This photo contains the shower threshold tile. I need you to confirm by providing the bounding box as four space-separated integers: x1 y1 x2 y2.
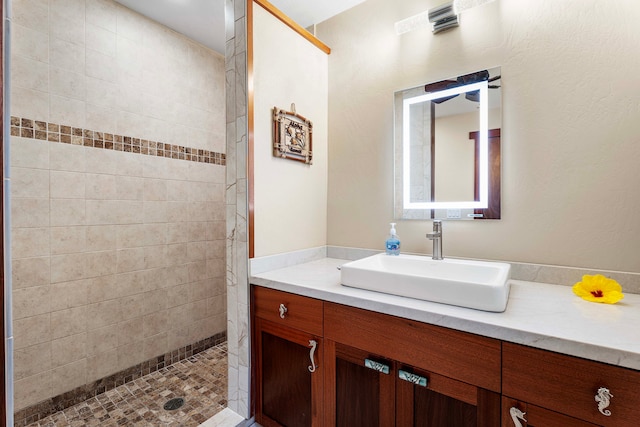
25 343 228 427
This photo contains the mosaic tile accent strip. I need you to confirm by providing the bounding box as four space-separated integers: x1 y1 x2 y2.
22 342 228 427
14 332 227 427
10 116 226 166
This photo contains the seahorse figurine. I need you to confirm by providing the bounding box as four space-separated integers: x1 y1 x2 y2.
509 407 527 427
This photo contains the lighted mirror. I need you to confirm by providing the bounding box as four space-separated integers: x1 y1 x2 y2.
394 67 502 220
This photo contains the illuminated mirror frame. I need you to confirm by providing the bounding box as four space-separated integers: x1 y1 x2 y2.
401 80 489 210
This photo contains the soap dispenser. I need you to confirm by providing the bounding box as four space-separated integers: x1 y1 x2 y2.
385 223 401 256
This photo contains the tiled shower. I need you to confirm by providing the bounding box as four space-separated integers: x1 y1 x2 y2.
9 0 228 424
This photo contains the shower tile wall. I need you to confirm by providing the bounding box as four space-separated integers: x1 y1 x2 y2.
10 0 226 412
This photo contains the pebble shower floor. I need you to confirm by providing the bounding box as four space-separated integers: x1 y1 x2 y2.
24 342 228 427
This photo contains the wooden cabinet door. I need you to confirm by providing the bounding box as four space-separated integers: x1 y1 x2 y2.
396 364 500 427
324 341 395 427
255 318 323 427
502 397 602 427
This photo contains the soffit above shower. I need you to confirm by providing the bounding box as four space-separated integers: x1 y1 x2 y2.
114 0 366 55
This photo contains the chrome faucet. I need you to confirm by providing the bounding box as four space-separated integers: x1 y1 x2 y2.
426 220 443 260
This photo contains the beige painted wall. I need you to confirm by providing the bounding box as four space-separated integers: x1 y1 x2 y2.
318 0 640 273
253 5 329 257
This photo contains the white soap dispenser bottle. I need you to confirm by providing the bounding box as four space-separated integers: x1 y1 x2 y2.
385 223 401 256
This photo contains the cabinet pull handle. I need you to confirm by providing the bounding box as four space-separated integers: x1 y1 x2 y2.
279 303 288 319
364 358 390 374
398 369 428 387
595 387 613 416
509 407 527 427
308 340 317 373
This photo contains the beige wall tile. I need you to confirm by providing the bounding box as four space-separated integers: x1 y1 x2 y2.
167 223 189 244
86 348 118 382
143 332 167 360
51 358 87 397
116 224 145 249
143 311 168 338
115 154 144 177
86 103 118 134
50 143 86 172
12 257 50 289
188 260 207 282
50 95 86 129
51 0 86 25
11 227 50 258
87 275 119 304
166 243 188 266
116 247 144 273
50 67 86 100
14 341 51 381
143 289 167 315
12 24 49 64
143 201 167 223
51 332 87 368
141 267 167 292
11 87 49 121
166 180 189 201
143 245 166 269
13 0 49 33
166 264 189 287
117 318 143 347
207 240 225 260
86 76 117 110
116 7 144 43
115 176 143 200
11 198 49 228
50 279 88 311
49 13 85 46
13 285 50 319
85 299 121 331
85 149 118 175
119 294 145 321
49 37 84 72
115 271 146 297
86 173 117 200
86 225 117 251
11 167 49 198
167 284 190 308
143 178 167 201
85 250 117 278
187 222 207 243
207 295 227 317
50 199 86 227
86 0 117 33
207 258 225 279
86 24 116 57
86 48 118 83
86 324 119 355
50 226 86 255
10 137 50 169
12 55 49 92
14 371 52 411
187 241 207 262
50 253 86 283
142 223 167 246
50 306 87 339
117 341 143 372
50 171 85 199
86 200 143 225
167 201 189 223
167 327 190 351
207 221 226 241
14 313 50 350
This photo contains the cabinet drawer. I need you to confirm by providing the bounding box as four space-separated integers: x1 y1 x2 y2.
324 302 501 392
253 286 323 336
503 342 640 426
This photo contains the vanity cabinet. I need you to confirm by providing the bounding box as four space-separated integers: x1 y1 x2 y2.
253 287 324 427
323 302 502 426
252 286 640 427
502 342 640 427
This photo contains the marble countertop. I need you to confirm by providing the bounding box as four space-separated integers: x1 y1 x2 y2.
251 257 640 371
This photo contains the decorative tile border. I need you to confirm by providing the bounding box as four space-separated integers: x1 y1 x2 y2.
13 332 227 427
10 116 226 166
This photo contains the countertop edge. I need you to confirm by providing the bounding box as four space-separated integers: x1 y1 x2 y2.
250 263 640 371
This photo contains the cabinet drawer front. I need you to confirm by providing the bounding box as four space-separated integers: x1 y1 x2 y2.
324 302 501 391
502 397 600 427
253 286 323 336
503 343 640 426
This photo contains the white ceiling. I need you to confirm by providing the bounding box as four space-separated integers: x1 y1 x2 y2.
114 0 366 54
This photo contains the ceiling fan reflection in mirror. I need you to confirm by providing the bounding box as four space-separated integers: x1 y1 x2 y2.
425 70 501 103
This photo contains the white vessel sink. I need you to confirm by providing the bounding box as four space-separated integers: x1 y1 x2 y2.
340 253 511 312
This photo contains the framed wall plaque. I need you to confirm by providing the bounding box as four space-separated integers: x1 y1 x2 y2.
273 105 313 164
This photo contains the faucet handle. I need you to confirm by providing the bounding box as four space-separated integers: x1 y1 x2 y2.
433 220 442 231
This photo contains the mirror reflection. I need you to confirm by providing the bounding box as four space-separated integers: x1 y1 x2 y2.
394 67 502 220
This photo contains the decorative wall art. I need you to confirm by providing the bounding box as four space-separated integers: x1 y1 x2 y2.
273 104 313 164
